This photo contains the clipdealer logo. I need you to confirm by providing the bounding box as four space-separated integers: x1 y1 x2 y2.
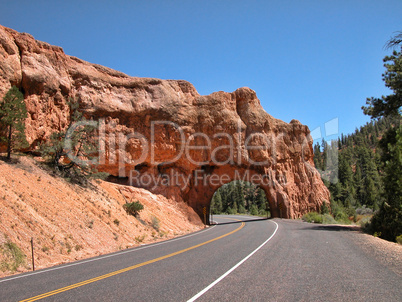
63 118 339 189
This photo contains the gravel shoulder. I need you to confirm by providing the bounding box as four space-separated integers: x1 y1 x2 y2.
333 224 402 276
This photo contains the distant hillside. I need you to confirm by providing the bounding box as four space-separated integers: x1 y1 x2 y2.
313 115 401 217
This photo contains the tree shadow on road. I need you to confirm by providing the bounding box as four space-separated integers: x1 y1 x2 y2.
300 223 362 232
210 217 270 226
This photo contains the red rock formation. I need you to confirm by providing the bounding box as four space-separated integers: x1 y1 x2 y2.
0 25 330 221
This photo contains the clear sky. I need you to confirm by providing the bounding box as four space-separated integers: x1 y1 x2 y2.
1 0 401 141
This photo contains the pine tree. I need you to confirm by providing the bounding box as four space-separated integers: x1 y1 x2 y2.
355 147 382 209
0 86 28 160
256 189 268 213
354 164 364 206
321 139 328 171
338 154 353 187
234 181 244 210
370 126 402 240
362 31 402 241
313 142 323 170
211 190 223 214
238 203 246 214
40 99 107 184
250 204 259 216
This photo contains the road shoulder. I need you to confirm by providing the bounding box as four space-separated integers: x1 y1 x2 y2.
346 228 402 276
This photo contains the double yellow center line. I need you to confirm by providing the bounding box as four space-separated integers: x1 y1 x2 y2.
21 220 245 301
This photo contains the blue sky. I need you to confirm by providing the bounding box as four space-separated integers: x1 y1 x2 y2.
1 1 401 140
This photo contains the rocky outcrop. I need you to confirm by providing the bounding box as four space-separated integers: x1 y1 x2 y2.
0 25 330 220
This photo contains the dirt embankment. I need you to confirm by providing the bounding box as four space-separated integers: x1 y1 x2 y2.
0 156 203 278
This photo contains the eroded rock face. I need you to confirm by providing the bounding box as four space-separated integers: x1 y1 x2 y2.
0 25 330 220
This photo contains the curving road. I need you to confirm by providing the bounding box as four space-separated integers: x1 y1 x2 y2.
0 216 400 301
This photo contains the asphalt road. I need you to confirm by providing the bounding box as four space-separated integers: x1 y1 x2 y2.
0 216 400 301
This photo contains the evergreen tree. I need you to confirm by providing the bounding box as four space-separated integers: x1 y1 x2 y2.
0 86 28 160
231 201 238 214
255 187 267 212
236 181 244 208
211 190 223 214
313 142 323 170
210 181 269 216
40 99 107 184
362 32 402 118
370 126 402 240
321 139 328 170
250 204 259 216
354 164 364 206
338 154 353 187
238 203 246 214
356 147 382 209
362 31 402 241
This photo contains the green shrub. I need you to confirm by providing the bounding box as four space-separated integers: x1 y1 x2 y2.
373 231 382 238
322 214 337 224
150 215 160 231
334 212 351 224
358 215 373 232
396 235 402 245
123 201 144 217
302 212 323 224
135 235 146 243
75 244 83 251
331 203 351 224
356 206 373 216
87 220 94 229
370 200 402 242
0 241 26 272
361 221 373 234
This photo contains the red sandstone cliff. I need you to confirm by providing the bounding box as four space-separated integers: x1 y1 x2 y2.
0 25 330 219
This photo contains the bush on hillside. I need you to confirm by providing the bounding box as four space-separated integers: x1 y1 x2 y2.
0 241 26 272
123 201 144 217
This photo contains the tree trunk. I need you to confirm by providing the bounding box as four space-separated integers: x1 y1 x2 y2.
7 124 12 160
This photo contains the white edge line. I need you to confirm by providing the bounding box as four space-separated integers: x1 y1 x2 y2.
186 220 279 302
0 224 216 284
